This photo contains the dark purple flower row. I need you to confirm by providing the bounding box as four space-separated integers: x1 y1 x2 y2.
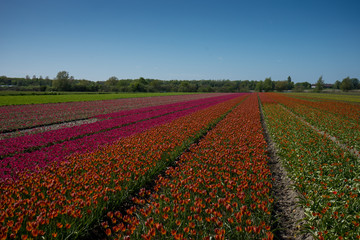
0 94 242 182
0 95 235 157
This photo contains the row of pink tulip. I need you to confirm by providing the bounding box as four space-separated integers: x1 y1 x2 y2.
0 95 236 157
0 94 248 240
0 93 228 132
0 94 240 182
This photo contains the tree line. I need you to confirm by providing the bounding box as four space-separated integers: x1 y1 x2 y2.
0 71 359 93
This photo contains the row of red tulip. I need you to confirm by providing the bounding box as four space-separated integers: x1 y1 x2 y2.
101 93 274 240
0 93 248 239
1 94 240 182
1 95 235 157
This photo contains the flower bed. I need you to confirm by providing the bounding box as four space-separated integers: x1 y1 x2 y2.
103 94 274 240
266 93 360 150
260 93 360 239
0 94 236 157
0 94 241 181
0 94 247 240
0 93 228 133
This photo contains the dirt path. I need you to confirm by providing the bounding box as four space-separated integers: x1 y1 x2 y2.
258 99 313 240
279 105 360 159
0 118 99 140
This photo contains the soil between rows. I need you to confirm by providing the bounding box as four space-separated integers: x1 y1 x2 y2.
78 98 246 240
2 96 319 239
278 104 360 159
0 118 99 140
84 97 314 240
258 99 313 240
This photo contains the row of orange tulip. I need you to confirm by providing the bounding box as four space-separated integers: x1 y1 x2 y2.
101 93 274 240
0 93 248 240
1 94 237 182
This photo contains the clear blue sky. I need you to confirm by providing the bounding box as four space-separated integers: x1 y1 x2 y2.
1 0 359 83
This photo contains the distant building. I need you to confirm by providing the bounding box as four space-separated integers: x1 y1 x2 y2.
311 83 333 89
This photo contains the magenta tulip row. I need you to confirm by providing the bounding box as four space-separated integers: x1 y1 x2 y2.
0 94 242 182
0 95 236 157
0 93 228 133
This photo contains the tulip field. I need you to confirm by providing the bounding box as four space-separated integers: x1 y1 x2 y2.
0 93 225 133
260 93 360 240
1 92 359 239
0 94 237 181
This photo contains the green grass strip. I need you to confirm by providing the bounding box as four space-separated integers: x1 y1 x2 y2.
0 92 199 106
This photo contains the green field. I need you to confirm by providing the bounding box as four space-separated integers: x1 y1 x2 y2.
286 92 360 103
0 92 198 106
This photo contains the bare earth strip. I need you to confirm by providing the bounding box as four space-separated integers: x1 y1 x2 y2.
0 118 99 140
279 105 360 159
258 98 313 240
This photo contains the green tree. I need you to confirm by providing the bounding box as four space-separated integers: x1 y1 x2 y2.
219 80 236 92
129 78 148 92
198 84 214 92
293 83 305 92
340 77 354 92
287 76 294 90
351 78 359 89
117 80 131 92
148 80 163 92
53 71 74 91
333 80 341 89
275 81 288 92
303 82 312 89
263 78 273 92
314 76 324 92
255 81 263 92
72 80 98 92
105 76 119 92
179 81 191 92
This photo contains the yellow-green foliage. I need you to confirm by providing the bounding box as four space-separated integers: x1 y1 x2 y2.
286 92 360 103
